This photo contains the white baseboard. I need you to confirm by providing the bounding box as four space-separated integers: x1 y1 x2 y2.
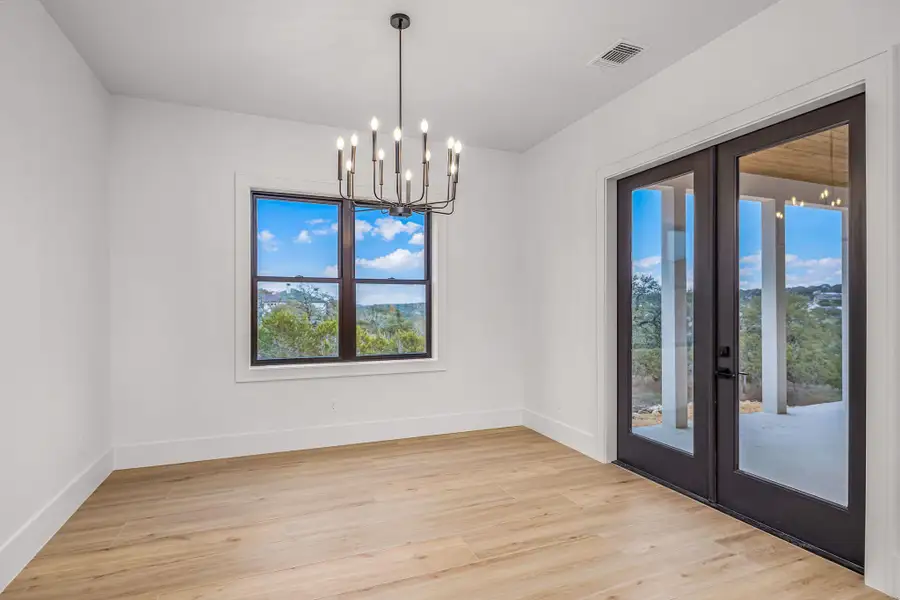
115 408 523 469
0 450 113 593
523 409 596 459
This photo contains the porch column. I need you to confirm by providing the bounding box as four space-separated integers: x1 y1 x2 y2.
761 197 787 414
841 208 849 406
660 185 688 429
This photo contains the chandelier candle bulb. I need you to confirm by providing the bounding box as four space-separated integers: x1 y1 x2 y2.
453 141 462 183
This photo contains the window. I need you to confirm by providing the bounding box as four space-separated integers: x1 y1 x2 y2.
251 192 431 365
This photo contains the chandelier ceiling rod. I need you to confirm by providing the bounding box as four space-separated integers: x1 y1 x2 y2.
397 17 403 135
334 12 461 217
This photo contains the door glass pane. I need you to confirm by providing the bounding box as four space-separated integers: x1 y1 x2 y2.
630 172 695 455
356 284 427 356
737 124 849 506
256 282 339 360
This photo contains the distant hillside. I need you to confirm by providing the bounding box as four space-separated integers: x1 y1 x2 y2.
740 283 841 300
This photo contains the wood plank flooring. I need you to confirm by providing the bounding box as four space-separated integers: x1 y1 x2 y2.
2 427 887 599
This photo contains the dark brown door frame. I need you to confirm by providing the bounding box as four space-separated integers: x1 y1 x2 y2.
615 93 866 571
715 94 866 569
616 148 716 499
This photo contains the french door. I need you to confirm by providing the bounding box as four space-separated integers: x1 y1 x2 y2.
617 94 866 569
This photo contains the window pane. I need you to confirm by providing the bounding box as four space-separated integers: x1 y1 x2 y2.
356 284 427 356
256 197 339 278
630 172 695 455
256 282 339 360
354 214 426 280
736 124 849 506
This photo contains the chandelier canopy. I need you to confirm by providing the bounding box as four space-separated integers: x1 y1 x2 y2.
336 13 461 217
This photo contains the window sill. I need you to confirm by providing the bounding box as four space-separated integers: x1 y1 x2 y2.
236 357 446 383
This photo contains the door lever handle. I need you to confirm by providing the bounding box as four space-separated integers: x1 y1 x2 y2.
716 368 736 379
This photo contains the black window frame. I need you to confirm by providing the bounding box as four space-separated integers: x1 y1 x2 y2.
251 191 432 366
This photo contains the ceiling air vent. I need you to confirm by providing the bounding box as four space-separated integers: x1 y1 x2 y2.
588 40 644 68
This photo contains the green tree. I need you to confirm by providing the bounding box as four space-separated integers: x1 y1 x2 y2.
257 308 338 359
739 290 842 403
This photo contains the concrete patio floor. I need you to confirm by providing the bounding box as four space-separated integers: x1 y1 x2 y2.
634 402 848 505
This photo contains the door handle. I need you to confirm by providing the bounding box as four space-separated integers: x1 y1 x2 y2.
716 368 736 379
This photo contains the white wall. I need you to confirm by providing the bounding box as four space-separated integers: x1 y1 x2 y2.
0 0 112 589
521 0 900 593
108 97 526 465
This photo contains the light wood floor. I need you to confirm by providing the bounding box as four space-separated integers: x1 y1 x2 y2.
3 427 886 599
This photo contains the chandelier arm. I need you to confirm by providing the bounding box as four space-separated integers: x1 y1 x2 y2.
425 204 456 216
423 199 452 210
352 205 383 213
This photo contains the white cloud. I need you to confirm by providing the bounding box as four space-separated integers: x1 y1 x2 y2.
740 252 761 265
294 230 312 244
257 230 279 252
312 228 333 236
409 232 425 246
331 222 339 232
355 219 373 240
634 255 661 270
787 256 843 286
373 217 421 241
356 248 424 272
307 218 327 225
323 265 338 277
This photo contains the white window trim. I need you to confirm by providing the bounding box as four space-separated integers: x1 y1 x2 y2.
234 172 447 382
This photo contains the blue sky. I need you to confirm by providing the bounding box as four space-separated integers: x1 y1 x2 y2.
632 190 843 289
256 198 426 305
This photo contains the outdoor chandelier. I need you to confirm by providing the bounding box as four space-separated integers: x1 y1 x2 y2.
335 13 461 217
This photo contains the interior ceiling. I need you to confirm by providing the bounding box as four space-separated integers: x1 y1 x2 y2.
741 126 849 188
42 0 779 152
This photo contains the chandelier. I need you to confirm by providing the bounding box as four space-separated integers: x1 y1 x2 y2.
335 13 461 217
